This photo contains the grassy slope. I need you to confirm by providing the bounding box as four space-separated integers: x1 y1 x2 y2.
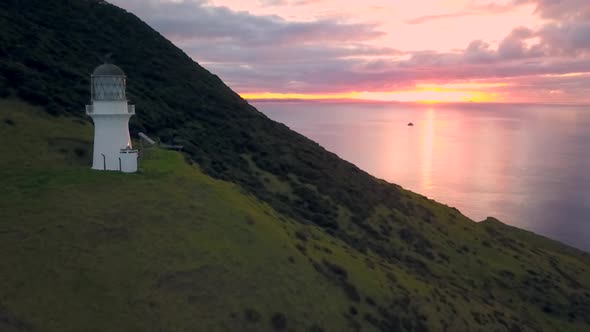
0 100 369 332
1 100 590 332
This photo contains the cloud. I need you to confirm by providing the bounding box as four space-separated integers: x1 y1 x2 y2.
490 1 590 57
405 1 522 25
259 0 287 6
497 27 536 59
108 0 406 93
516 0 590 21
205 45 590 95
483 72 590 102
464 40 496 63
109 0 590 103
531 0 590 56
536 22 590 56
405 12 474 25
188 43 402 65
258 0 320 6
112 0 384 46
405 0 588 27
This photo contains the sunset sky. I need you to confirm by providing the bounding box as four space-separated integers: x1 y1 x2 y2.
111 0 590 103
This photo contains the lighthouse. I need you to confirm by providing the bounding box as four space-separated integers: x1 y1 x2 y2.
86 62 138 173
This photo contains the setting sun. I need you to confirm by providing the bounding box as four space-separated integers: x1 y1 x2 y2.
356 89 497 103
241 86 499 103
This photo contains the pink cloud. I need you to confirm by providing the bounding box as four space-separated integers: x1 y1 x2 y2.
109 0 590 103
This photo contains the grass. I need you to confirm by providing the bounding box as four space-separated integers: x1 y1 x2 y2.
3 3 587 329
1 2 589 330
0 100 363 332
1 99 590 332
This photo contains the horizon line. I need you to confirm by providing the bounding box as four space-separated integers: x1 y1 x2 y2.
244 98 590 107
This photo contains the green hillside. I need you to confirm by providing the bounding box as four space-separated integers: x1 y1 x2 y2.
2 100 590 332
1 0 590 331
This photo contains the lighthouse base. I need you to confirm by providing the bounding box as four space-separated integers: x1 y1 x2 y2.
92 149 138 173
88 106 137 173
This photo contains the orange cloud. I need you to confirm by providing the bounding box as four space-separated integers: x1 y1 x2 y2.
241 85 500 103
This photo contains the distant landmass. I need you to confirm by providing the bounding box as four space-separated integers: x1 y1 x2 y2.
0 1 589 331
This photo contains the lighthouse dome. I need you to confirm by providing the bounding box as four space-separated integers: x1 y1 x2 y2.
92 63 126 77
91 63 127 101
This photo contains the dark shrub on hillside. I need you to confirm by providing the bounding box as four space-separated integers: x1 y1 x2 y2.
74 147 87 158
0 77 8 98
18 85 50 106
364 313 380 327
308 324 325 332
45 103 60 116
322 259 348 280
343 282 361 303
244 308 261 323
399 228 414 243
295 230 308 242
270 312 287 330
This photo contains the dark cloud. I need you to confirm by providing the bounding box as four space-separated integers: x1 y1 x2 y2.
109 0 404 93
205 47 590 94
516 0 590 21
536 22 590 56
493 1 590 57
497 27 536 59
112 0 384 46
464 40 496 63
535 0 590 56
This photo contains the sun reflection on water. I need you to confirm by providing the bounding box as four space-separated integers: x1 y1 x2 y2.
420 108 435 191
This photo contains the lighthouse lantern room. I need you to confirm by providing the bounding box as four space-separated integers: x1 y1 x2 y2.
86 62 138 173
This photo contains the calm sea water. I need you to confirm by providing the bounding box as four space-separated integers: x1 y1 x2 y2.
254 101 590 252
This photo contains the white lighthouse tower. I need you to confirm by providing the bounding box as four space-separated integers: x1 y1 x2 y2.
86 62 138 173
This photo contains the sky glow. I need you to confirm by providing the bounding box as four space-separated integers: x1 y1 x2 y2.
111 0 590 103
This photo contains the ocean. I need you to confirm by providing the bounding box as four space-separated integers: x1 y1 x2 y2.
253 101 590 252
